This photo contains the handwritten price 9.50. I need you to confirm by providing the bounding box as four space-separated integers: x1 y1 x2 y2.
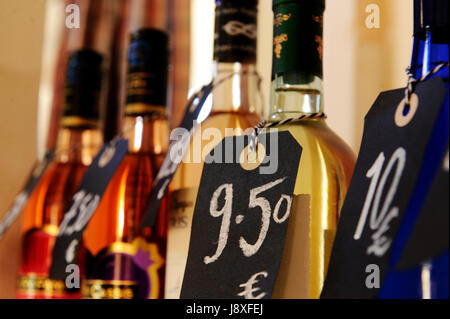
204 177 292 265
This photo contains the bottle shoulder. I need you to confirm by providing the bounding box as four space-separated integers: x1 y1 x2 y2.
20 160 88 234
273 120 355 162
271 120 356 188
202 111 262 130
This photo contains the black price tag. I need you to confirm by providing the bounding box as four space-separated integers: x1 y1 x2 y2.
0 151 54 240
140 82 214 228
321 77 447 299
395 143 449 270
180 131 302 299
49 139 128 280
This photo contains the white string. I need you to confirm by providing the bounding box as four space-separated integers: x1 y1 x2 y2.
249 112 327 153
404 62 449 107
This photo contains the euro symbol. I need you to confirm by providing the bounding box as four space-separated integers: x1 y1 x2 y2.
237 271 268 299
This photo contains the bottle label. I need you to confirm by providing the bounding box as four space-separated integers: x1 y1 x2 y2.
16 275 67 299
272 3 323 81
169 188 196 230
125 39 167 115
165 187 197 299
16 226 77 299
62 50 102 128
214 2 257 63
82 280 138 299
83 237 164 299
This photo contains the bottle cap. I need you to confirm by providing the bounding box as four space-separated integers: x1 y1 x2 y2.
414 0 449 43
273 0 325 11
62 49 103 128
216 0 258 6
214 0 258 63
271 0 324 81
125 28 169 115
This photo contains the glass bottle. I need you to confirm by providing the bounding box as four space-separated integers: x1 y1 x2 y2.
82 28 170 300
266 0 356 298
379 0 449 299
165 0 262 299
17 49 104 299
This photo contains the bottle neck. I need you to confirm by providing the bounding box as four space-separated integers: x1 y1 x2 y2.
411 0 449 80
211 61 259 114
410 28 449 80
269 71 324 121
122 114 169 154
55 126 103 166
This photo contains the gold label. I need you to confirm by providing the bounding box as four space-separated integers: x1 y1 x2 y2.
274 13 292 26
273 34 288 59
312 14 323 24
82 280 138 299
60 116 99 128
124 103 166 116
17 274 65 297
315 35 323 61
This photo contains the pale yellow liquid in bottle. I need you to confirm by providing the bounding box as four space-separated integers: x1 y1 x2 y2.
270 119 355 298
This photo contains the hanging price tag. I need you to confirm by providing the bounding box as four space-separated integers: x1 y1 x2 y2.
49 139 128 280
180 131 301 299
0 151 54 240
395 143 449 270
321 76 447 299
140 82 214 228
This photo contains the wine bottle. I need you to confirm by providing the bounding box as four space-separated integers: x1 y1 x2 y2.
17 49 104 299
266 0 355 298
379 0 449 299
82 28 170 300
165 0 262 299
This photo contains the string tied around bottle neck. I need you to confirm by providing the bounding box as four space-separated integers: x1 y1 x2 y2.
404 62 449 108
249 112 327 153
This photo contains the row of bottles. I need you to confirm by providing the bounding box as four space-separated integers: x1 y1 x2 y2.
13 0 448 299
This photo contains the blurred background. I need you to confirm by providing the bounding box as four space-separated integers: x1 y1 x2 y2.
0 0 412 298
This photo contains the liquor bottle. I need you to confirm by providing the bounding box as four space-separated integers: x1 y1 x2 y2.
165 0 262 299
82 28 170 299
379 0 449 299
17 49 104 299
267 0 355 298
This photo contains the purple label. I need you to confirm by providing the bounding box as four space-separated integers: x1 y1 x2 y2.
83 238 164 299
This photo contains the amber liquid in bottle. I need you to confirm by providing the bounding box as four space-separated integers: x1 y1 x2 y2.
17 49 103 299
82 28 169 299
268 0 356 298
166 0 262 298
